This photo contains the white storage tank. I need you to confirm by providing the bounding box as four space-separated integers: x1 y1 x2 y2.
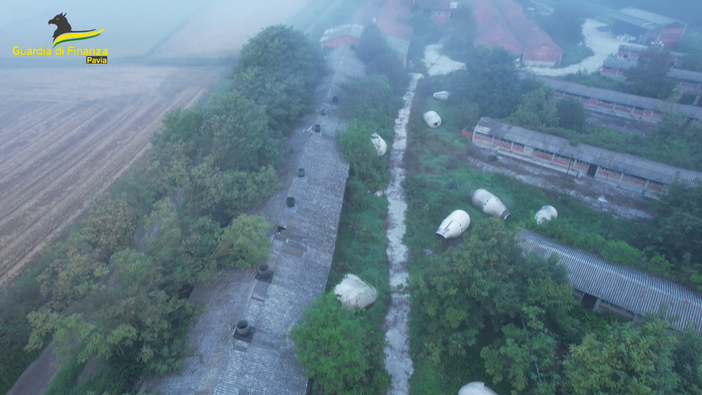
371 133 387 157
535 205 558 224
471 189 511 220
436 210 471 239
423 111 442 128
334 274 378 309
458 382 499 395
432 91 451 101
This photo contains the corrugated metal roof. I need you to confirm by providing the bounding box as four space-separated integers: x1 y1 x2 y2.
518 231 702 332
603 58 702 84
669 68 702 84
539 77 702 121
475 117 702 184
611 7 684 30
320 24 365 43
619 43 685 59
602 57 636 70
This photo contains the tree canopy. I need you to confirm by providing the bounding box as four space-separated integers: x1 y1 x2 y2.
290 292 388 395
625 48 674 99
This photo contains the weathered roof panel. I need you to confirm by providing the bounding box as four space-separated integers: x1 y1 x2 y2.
475 117 702 184
538 77 702 121
611 7 684 30
518 231 702 332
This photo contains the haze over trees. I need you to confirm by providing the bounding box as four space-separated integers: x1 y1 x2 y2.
0 25 323 395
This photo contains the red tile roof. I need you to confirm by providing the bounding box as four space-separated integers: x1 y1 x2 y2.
472 0 562 63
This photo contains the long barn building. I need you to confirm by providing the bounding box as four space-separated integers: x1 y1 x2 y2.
519 231 702 332
538 76 702 123
462 117 702 197
600 57 702 95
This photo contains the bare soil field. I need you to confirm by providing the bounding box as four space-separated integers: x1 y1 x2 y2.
0 66 220 290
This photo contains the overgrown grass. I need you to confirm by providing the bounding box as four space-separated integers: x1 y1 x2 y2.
404 79 640 394
559 44 595 68
328 181 391 328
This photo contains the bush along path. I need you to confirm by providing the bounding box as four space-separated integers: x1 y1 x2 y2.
383 73 422 395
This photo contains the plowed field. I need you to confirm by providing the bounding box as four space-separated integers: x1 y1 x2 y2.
0 66 219 289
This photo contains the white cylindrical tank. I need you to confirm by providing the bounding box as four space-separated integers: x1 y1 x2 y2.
471 189 511 220
432 91 451 101
423 111 442 128
458 382 499 395
371 133 387 157
334 274 378 309
535 205 558 224
436 210 471 239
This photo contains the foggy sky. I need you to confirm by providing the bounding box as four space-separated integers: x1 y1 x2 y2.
1 0 307 60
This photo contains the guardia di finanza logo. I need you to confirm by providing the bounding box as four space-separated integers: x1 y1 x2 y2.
49 13 104 48
12 12 106 58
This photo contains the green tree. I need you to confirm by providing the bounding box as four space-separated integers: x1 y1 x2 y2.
339 123 389 191
506 87 559 129
625 48 674 99
443 5 477 59
412 219 524 361
79 198 138 257
210 214 271 269
233 25 324 135
198 89 279 171
340 74 401 128
451 47 521 118
37 235 108 310
27 249 194 374
290 292 389 395
557 97 587 132
672 328 702 394
539 6 584 47
681 50 702 72
481 320 560 395
564 315 679 395
357 23 389 64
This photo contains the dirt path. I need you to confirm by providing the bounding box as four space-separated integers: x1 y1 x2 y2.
0 66 220 291
528 20 625 76
383 73 422 395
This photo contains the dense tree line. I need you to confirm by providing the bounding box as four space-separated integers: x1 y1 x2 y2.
0 25 323 394
412 219 702 395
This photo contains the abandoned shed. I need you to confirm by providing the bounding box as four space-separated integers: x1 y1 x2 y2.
601 58 702 95
538 77 702 123
463 117 702 196
610 7 687 47
519 231 702 332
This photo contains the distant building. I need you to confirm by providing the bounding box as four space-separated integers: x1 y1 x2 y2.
600 58 702 95
320 24 364 50
472 0 563 67
617 43 685 66
414 0 452 24
463 117 702 197
539 76 702 123
610 7 687 47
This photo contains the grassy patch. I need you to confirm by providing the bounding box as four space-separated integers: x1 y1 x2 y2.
559 44 595 68
404 79 641 393
328 186 391 326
